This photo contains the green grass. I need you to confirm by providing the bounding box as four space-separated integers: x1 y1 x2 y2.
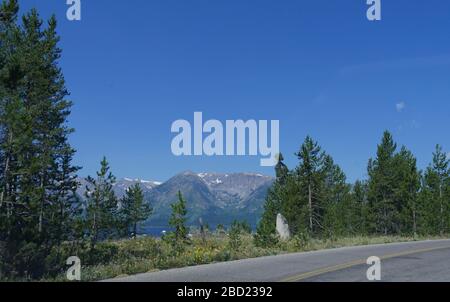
40 233 448 282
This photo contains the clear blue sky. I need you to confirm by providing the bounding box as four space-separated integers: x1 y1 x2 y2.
20 0 450 182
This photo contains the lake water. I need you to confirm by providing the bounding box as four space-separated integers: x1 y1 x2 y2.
139 226 174 237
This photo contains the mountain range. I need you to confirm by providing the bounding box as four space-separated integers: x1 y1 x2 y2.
77 172 274 233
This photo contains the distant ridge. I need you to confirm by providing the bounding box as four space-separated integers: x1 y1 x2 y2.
77 171 274 232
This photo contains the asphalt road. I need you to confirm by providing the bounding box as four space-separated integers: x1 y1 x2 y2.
106 239 450 282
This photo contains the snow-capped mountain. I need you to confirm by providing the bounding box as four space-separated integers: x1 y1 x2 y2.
116 178 162 195
77 177 162 199
144 171 274 229
77 171 275 230
195 172 273 208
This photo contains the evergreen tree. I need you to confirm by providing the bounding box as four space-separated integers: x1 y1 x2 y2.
168 191 189 243
84 157 118 249
321 155 353 237
367 131 399 235
0 1 25 270
50 150 82 243
417 176 439 235
295 136 327 235
421 145 449 235
393 147 421 235
0 1 80 278
120 183 152 238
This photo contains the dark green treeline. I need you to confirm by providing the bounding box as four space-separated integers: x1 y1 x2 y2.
0 1 152 279
256 132 449 247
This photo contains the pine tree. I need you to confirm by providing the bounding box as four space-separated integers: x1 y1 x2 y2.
0 0 21 234
84 157 118 249
295 136 327 235
321 155 353 237
168 191 189 243
49 150 81 243
120 183 152 238
367 131 399 235
393 147 420 235
417 176 439 235
421 145 449 235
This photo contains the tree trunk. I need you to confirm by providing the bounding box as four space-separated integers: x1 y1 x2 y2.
59 197 65 243
38 175 45 234
0 132 13 209
440 185 444 236
91 211 97 250
308 183 313 233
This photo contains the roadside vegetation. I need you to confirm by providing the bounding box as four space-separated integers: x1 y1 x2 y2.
31 232 450 282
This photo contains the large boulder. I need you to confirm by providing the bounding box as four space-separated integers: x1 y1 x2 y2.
276 213 290 240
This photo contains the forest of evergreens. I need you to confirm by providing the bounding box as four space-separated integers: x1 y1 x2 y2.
0 1 155 279
256 134 449 247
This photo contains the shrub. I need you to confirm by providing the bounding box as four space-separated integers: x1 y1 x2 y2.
292 232 311 250
116 237 160 260
253 232 279 248
228 224 241 252
86 242 119 265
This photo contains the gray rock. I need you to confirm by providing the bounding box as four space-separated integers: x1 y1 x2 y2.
276 213 290 240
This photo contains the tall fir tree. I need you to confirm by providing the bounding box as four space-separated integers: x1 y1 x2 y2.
164 191 189 254
295 136 327 235
367 131 399 235
321 155 353 237
393 147 421 235
120 183 152 238
168 191 189 243
421 145 449 235
84 157 118 249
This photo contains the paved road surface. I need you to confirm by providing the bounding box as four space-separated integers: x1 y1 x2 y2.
105 239 450 282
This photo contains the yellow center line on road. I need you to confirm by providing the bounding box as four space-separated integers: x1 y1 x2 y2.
280 245 450 282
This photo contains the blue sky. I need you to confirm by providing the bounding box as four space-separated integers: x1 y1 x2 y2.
19 0 450 182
